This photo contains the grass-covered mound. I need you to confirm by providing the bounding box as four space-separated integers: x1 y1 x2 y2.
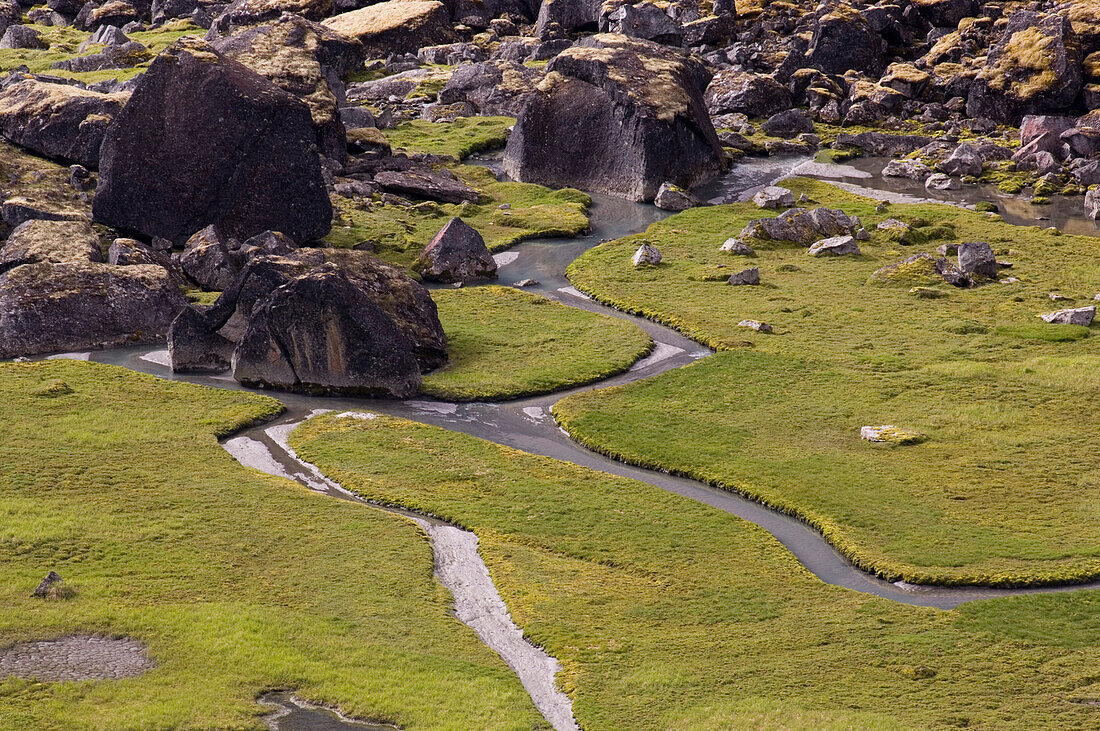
291 412 1100 730
423 286 652 401
0 361 543 729
558 177 1100 586
385 117 514 159
328 165 590 267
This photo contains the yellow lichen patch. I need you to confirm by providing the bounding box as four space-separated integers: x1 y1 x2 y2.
881 63 930 85
923 30 961 65
226 23 335 125
979 26 1059 100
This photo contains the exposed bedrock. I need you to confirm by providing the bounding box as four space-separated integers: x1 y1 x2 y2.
502 33 725 202
92 38 332 245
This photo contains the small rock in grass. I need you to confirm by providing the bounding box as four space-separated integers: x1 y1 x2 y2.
956 241 997 278
1049 293 1073 301
512 278 538 288
875 200 888 213
910 286 947 298
727 267 760 286
32 571 62 598
654 182 698 211
1039 306 1095 325
854 227 870 241
632 242 662 267
1001 277 1020 284
860 425 924 445
720 238 754 255
808 235 860 256
752 185 795 209
737 319 772 332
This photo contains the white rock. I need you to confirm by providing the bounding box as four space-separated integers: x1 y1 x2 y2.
752 185 795 209
808 235 861 256
737 319 772 332
632 243 662 267
1039 306 1095 325
925 173 961 191
720 238 755 255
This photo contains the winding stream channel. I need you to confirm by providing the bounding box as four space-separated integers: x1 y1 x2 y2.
55 154 1100 728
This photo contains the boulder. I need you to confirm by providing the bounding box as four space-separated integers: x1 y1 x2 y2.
603 1 682 45
967 12 1082 124
632 242 661 266
808 235 860 256
1 197 90 228
322 0 455 60
168 305 236 372
833 131 933 157
1040 306 1095 325
1061 111 1100 158
720 238 753 255
32 571 63 598
53 40 151 73
413 217 497 283
0 219 102 272
760 108 813 138
503 34 724 202
0 259 187 358
534 0 601 39
727 267 759 285
1085 187 1100 219
211 15 363 163
741 206 860 245
925 173 960 191
807 6 884 76
882 159 932 180
704 70 791 118
211 0 332 32
737 319 771 332
437 59 539 116
752 186 794 209
1016 115 1074 163
0 77 126 169
0 25 45 49
231 266 422 397
93 39 332 245
179 225 239 290
75 0 142 31
956 241 997 278
654 182 697 211
374 168 480 203
937 143 983 177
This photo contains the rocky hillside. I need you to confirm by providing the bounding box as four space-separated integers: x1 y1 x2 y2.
0 0 1095 388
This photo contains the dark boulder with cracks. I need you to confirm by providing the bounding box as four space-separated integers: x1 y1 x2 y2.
92 38 332 245
231 265 422 397
503 33 724 202
414 217 497 283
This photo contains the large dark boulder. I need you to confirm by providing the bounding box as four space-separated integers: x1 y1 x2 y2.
807 6 885 76
705 70 791 118
414 217 497 283
170 249 446 373
603 1 682 45
0 77 127 169
93 38 332 245
374 168 481 203
502 33 723 202
0 221 187 358
211 15 360 163
967 12 1082 124
231 265 422 397
534 0 601 39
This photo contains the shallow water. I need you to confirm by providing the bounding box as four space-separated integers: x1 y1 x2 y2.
259 692 395 730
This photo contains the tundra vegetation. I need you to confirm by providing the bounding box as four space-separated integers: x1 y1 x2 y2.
558 177 1100 586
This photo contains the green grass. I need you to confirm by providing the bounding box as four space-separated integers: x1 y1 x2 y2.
556 177 1100 586
422 286 652 401
384 117 514 160
327 165 590 268
291 411 1100 730
0 20 200 84
0 361 544 730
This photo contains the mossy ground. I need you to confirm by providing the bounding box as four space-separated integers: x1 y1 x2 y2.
292 412 1100 730
558 177 1100 586
384 116 514 160
0 20 201 84
327 165 590 268
422 285 652 401
0 361 544 730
